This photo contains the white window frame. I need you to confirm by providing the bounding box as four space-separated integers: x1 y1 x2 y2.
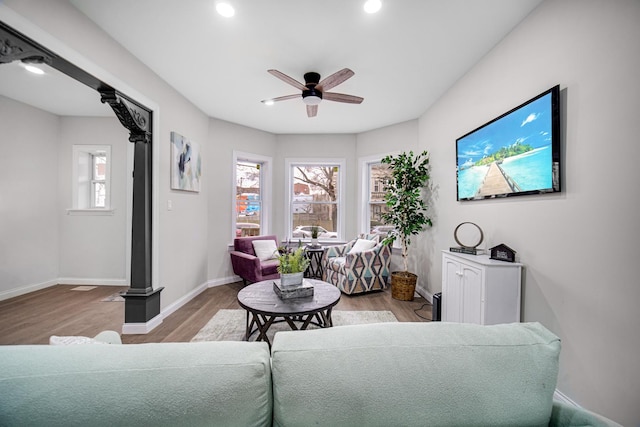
285 158 345 242
68 144 113 215
232 151 272 242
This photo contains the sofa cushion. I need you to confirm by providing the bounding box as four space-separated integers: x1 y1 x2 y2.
252 239 278 261
347 238 377 254
234 234 278 256
271 322 560 427
0 341 273 427
261 258 280 276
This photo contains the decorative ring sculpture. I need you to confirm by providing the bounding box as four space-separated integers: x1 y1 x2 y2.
454 222 484 249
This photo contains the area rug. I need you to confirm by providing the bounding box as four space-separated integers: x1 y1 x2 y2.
191 309 397 343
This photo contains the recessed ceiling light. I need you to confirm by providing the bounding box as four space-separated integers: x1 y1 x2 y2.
363 0 382 14
24 64 45 75
263 99 274 106
216 2 235 18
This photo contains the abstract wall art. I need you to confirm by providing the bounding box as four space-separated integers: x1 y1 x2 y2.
171 131 201 192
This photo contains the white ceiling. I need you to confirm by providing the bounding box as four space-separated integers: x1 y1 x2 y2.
1 0 543 134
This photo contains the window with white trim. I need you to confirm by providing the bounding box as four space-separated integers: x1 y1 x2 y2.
233 152 271 240
286 159 344 242
363 158 394 239
72 145 111 210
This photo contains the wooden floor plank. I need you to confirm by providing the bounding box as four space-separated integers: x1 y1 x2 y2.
0 283 432 345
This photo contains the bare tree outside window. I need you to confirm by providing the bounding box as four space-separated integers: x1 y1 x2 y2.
291 165 339 239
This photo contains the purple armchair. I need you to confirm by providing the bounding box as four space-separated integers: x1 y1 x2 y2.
230 235 280 285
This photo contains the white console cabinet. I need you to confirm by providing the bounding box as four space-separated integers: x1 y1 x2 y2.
441 250 522 325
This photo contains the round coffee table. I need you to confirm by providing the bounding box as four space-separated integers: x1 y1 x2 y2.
237 279 341 347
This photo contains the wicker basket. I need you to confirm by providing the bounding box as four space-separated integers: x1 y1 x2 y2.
391 271 418 301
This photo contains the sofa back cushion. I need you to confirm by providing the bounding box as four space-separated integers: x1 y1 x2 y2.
234 234 278 256
0 341 273 426
271 322 560 427
252 239 279 261
347 238 377 254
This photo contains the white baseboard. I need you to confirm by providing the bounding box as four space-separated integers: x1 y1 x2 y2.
207 275 240 288
57 278 128 286
160 282 209 320
0 279 58 302
121 315 163 335
0 278 127 302
415 284 433 303
123 276 240 334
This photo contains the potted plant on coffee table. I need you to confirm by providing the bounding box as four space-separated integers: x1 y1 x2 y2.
380 150 433 301
277 246 310 287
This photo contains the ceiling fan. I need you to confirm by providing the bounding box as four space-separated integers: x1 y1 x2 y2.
262 68 364 118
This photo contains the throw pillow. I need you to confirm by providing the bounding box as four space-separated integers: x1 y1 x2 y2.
348 238 377 254
252 240 279 261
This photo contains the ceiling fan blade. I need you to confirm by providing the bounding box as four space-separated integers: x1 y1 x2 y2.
268 69 306 91
317 68 354 92
306 104 318 118
261 94 300 104
323 92 364 104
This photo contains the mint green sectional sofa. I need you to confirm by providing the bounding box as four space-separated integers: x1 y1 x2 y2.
0 322 619 426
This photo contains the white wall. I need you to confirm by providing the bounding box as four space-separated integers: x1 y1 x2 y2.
2 1 638 422
417 1 639 424
1 0 211 311
356 119 418 158
356 120 421 289
0 99 130 295
0 96 60 299
275 134 358 240
207 118 276 281
57 117 129 283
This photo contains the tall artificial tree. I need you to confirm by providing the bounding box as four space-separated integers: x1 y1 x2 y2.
381 150 433 275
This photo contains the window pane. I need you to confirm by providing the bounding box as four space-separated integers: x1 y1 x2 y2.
369 203 394 237
93 154 106 180
93 182 106 208
293 166 339 200
291 165 340 239
367 162 393 238
236 161 262 236
369 163 390 202
292 203 338 238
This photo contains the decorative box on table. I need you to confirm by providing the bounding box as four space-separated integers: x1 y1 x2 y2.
273 280 314 299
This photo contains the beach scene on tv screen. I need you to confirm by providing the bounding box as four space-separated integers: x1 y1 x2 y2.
457 93 553 200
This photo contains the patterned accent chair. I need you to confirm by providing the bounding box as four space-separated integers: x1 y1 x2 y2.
322 235 391 295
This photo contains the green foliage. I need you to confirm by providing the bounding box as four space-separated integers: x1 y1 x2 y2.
475 143 534 166
310 226 319 239
380 150 433 272
277 247 310 274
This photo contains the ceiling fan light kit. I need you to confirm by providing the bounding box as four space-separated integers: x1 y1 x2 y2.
263 68 363 117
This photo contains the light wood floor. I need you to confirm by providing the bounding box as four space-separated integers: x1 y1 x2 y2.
0 283 432 345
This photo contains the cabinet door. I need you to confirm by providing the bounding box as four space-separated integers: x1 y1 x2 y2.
461 263 483 324
442 257 462 322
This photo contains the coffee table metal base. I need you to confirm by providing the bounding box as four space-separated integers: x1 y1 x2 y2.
244 308 334 343
237 279 341 347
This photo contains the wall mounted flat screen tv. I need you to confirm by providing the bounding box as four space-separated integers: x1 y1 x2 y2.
456 85 560 201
